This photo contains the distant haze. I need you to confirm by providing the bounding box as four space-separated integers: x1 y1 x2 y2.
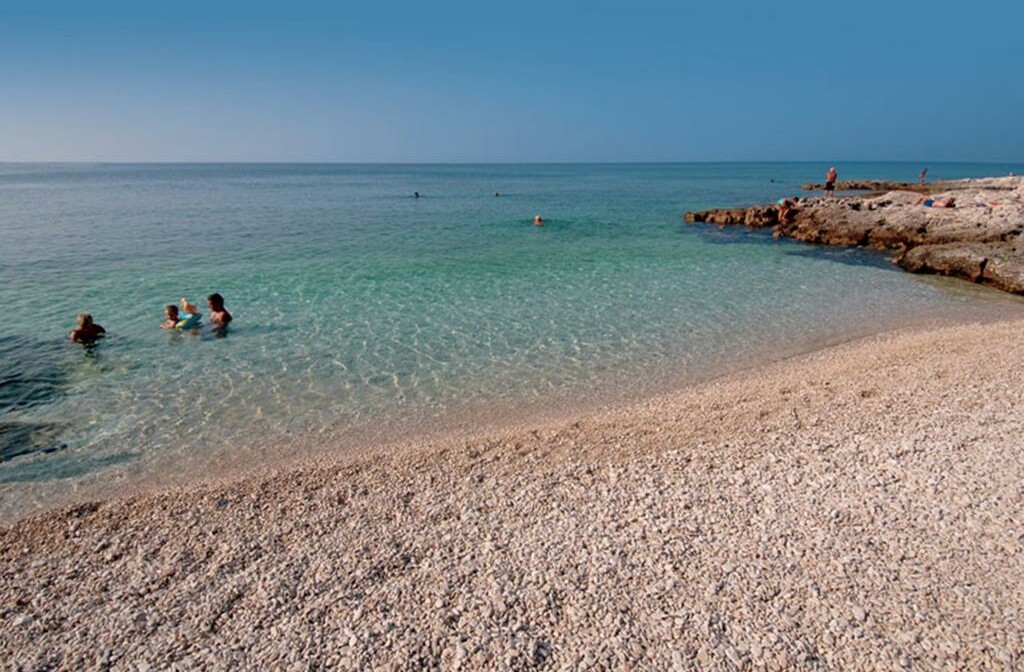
1 1 1021 163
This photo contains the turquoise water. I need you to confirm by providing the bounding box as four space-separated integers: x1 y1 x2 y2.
3 162 1023 518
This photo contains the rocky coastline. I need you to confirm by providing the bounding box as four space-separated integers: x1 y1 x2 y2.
799 179 939 194
685 176 1024 295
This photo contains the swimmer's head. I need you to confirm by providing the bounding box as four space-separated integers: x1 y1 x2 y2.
166 304 179 320
207 293 225 310
76 313 93 328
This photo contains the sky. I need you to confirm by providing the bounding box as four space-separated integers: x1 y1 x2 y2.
1 1 1021 163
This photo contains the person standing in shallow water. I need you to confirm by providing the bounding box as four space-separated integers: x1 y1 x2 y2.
920 168 928 185
825 166 838 198
69 313 105 344
207 293 232 332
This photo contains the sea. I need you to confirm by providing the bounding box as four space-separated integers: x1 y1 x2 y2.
3 162 1023 520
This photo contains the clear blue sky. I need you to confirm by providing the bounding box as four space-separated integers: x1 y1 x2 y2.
1 1 1021 162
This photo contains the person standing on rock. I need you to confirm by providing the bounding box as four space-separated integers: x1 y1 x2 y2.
825 166 837 198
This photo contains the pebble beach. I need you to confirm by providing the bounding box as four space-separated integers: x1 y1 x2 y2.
3 317 1023 670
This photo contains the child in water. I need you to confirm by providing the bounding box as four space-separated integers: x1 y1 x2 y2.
160 299 203 330
160 304 180 329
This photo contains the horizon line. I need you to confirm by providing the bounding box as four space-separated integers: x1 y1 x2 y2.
2 159 1022 166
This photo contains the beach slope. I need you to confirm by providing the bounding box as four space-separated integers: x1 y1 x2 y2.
2 319 1023 670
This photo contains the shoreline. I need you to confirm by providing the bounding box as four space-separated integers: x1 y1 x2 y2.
685 175 1024 295
4 303 1018 524
3 316 1024 668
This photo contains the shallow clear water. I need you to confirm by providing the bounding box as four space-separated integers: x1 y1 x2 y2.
2 162 1023 519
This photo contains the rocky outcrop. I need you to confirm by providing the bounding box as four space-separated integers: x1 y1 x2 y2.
683 206 778 227
778 197 1021 249
897 241 1024 293
684 177 1024 296
801 180 938 193
896 243 994 282
982 253 1024 294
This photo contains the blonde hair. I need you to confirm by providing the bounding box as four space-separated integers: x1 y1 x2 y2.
77 313 93 328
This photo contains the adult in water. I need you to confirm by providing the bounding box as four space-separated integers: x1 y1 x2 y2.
825 166 838 198
69 313 105 344
207 292 233 332
919 167 928 185
533 214 543 226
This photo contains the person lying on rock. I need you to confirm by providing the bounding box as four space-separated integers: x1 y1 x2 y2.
915 195 956 208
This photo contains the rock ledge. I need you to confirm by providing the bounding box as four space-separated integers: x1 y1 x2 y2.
685 176 1024 295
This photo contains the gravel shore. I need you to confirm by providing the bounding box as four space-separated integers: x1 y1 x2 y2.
3 318 1024 670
